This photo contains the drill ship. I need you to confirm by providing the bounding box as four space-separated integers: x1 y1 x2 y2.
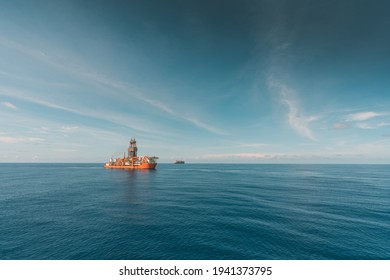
104 138 158 169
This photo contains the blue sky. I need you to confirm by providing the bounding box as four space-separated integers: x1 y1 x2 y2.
1 0 390 163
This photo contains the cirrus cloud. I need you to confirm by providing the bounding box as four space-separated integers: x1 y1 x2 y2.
333 123 347 129
1 101 17 110
0 136 45 143
346 111 386 121
202 153 275 159
268 79 316 140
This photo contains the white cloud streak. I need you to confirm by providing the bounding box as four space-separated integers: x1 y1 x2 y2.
199 151 380 162
355 122 390 129
0 36 224 136
378 122 390 127
333 123 347 129
1 102 17 110
0 86 162 135
59 126 79 133
355 123 375 129
0 136 45 144
345 111 390 130
202 153 275 159
239 143 268 148
346 111 386 121
184 117 226 135
268 79 316 140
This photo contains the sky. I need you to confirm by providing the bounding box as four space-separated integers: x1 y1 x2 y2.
1 0 390 163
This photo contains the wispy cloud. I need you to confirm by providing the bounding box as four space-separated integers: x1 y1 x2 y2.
268 79 316 140
239 143 268 148
184 117 226 135
355 123 375 129
142 97 175 115
141 97 226 135
378 122 390 127
0 36 224 136
353 139 390 157
333 123 347 129
200 151 372 162
31 122 132 143
0 86 82 114
282 98 317 141
355 122 390 129
202 153 275 159
0 136 45 144
0 86 162 135
1 101 17 110
59 126 79 133
346 111 387 121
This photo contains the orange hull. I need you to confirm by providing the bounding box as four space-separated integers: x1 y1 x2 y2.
104 162 157 169
105 138 158 170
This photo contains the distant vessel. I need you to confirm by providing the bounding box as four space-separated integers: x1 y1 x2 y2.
174 160 185 164
104 138 158 169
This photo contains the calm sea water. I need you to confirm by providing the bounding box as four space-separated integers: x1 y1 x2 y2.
1 163 389 260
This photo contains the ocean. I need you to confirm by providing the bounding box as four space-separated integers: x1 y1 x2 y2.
0 163 389 260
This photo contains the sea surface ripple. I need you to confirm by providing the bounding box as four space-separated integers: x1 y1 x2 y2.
1 163 389 259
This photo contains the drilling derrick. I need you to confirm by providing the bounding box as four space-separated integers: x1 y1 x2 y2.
128 138 138 158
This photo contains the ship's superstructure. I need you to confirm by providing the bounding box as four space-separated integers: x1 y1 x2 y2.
104 138 158 169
